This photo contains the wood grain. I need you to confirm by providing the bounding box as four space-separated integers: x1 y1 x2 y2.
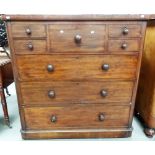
13 40 47 53
11 22 46 38
2 14 155 21
108 39 140 52
49 22 106 53
108 24 142 38
16 55 138 81
21 128 132 139
19 81 134 105
4 16 147 139
24 105 130 130
136 21 155 128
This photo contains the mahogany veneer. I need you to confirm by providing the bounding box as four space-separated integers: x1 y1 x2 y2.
3 14 152 139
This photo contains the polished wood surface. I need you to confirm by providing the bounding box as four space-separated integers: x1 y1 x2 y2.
21 128 132 139
108 24 142 38
2 14 155 21
49 22 106 53
20 81 134 105
0 56 14 127
13 40 47 53
24 105 130 130
1 61 14 88
108 39 140 52
135 20 155 137
5 15 147 139
16 55 138 81
11 22 46 38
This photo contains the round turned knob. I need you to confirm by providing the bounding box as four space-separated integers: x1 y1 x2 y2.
98 113 105 121
121 43 127 49
123 27 129 35
102 64 110 71
100 90 108 97
47 64 54 72
74 34 82 44
25 28 31 35
48 90 55 98
27 43 33 50
51 115 57 123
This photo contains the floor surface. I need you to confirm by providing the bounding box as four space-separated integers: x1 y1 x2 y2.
0 83 155 141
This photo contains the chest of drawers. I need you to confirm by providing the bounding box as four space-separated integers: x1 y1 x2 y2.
3 14 150 139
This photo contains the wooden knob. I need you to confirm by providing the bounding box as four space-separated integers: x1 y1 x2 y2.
123 27 129 35
26 28 31 35
51 115 57 123
27 43 33 50
98 113 105 121
100 90 108 97
47 64 54 72
74 34 82 43
121 43 127 49
102 64 109 71
48 90 55 98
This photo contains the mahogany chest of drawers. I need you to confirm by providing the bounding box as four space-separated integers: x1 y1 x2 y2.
3 14 151 139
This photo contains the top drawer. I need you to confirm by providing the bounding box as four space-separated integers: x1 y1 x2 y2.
108 24 142 38
11 22 46 38
49 22 106 53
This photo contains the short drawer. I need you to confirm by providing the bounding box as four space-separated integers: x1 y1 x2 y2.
108 39 140 52
11 22 46 38
49 22 106 53
16 55 138 81
20 81 134 105
108 24 142 38
13 40 47 53
24 105 130 130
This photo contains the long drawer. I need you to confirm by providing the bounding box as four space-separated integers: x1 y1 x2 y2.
20 81 134 105
24 105 130 130
16 55 138 81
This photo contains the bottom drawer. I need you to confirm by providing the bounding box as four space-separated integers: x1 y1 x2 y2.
24 105 130 130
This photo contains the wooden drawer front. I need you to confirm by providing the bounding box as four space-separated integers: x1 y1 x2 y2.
20 81 133 105
49 22 106 53
24 105 130 130
11 22 46 38
13 40 47 53
16 55 138 81
108 40 140 52
108 24 142 38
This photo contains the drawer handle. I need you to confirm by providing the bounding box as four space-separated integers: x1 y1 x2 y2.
48 90 55 98
98 113 105 121
121 43 127 49
25 28 31 35
123 27 129 35
74 34 82 44
47 64 54 72
27 43 33 50
100 90 108 97
102 64 110 71
51 115 57 123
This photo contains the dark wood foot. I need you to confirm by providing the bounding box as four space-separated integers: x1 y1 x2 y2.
0 85 11 128
5 87 11 96
4 117 12 128
144 128 155 138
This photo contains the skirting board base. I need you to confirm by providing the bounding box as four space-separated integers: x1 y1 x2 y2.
21 128 133 139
